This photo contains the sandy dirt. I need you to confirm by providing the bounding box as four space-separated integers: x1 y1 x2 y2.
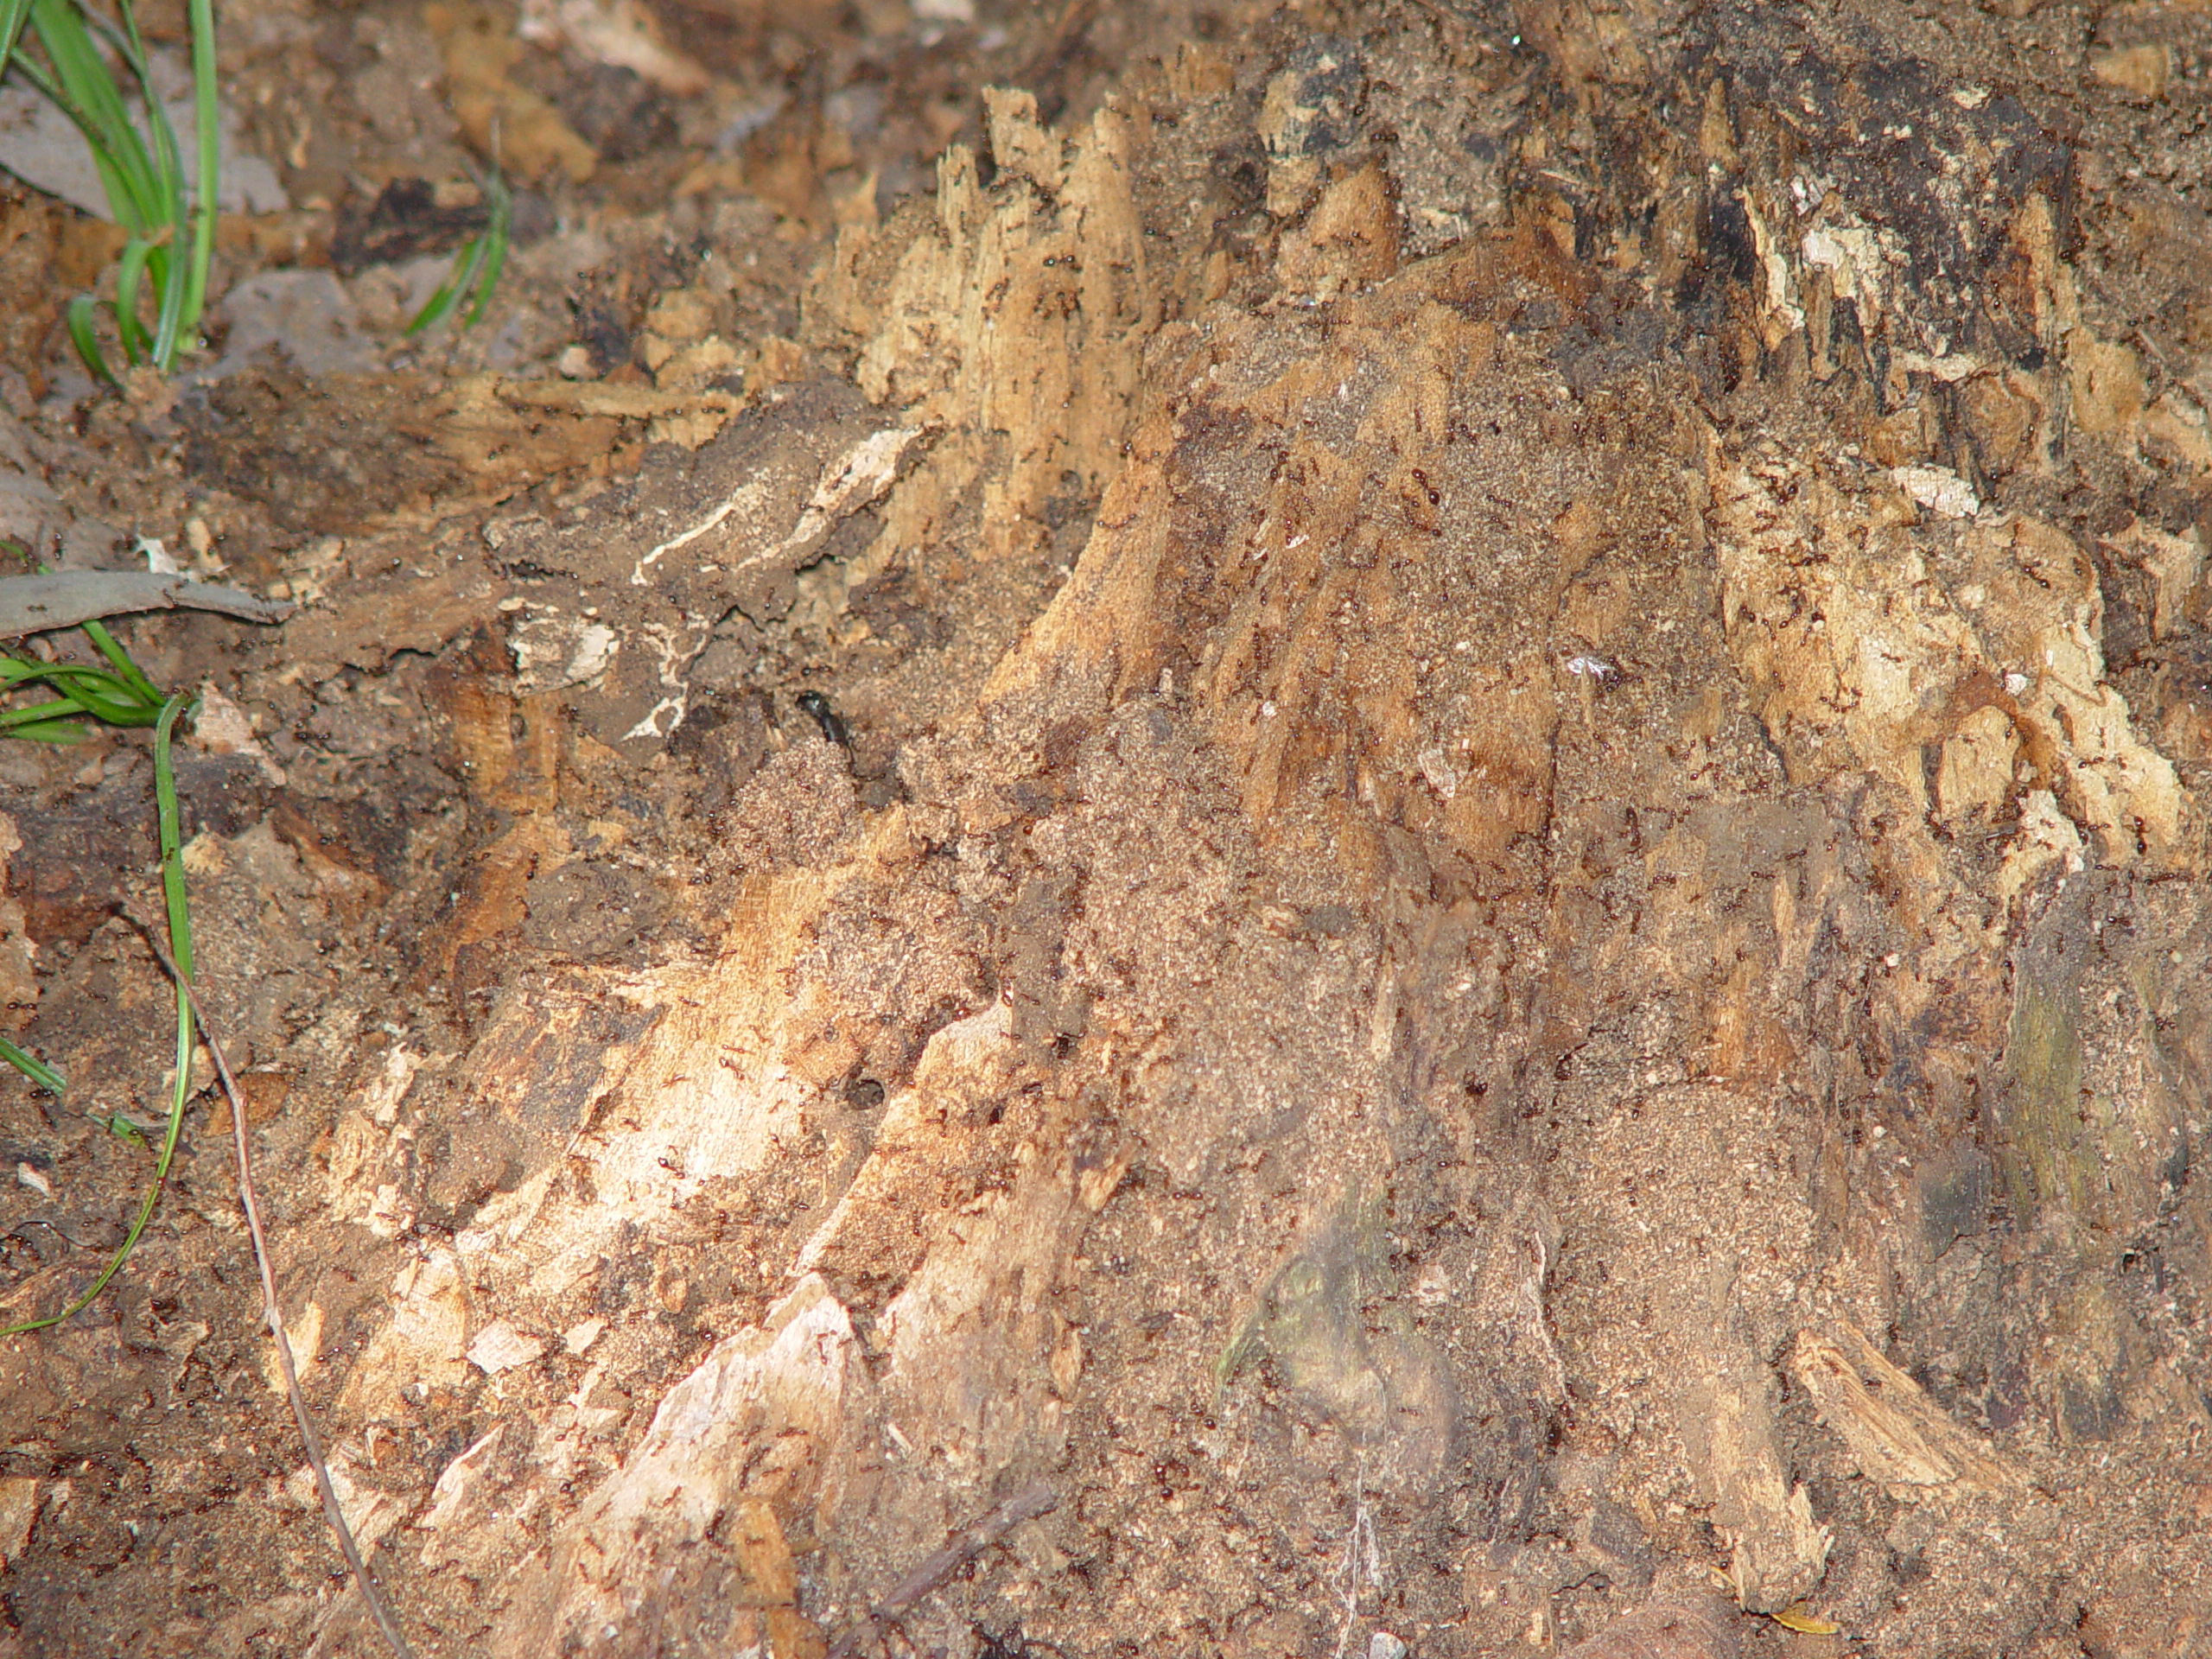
4 1 2212 1656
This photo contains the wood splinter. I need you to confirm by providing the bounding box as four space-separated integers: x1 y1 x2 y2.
826 1481 1059 1659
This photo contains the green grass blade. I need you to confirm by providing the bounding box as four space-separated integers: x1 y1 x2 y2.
64 293 117 385
149 226 188 369
0 687 86 728
404 238 483 336
0 716 89 742
2 49 145 235
112 237 153 365
1 660 160 726
0 0 34 91
180 0 215 342
0 685 101 729
1 696 99 735
0 663 78 697
61 0 164 225
408 168 510 335
43 683 141 725
11 0 209 374
127 53 188 369
0 1036 64 1097
27 0 160 234
0 1184 152 1334
462 171 512 328
86 0 204 370
80 619 163 708
108 0 153 69
0 617 169 736
0 1035 184 1335
153 692 193 976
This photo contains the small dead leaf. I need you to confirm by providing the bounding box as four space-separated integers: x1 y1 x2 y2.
221 1070 291 1131
1770 1604 1840 1636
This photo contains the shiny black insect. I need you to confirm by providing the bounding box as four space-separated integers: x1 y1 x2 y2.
794 689 851 749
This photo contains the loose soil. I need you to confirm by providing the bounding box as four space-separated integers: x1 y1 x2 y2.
4 2 2212 1657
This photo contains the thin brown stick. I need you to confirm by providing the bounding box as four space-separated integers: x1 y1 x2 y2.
828 1481 1058 1659
138 927 417 1659
0 570 294 638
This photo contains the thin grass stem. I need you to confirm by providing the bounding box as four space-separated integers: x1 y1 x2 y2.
0 692 194 1339
0 1036 64 1096
81 617 163 704
138 938 418 1659
182 0 214 332
407 166 512 334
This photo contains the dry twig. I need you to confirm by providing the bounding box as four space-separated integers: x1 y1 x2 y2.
138 925 417 1659
828 1481 1059 1659
0 571 294 638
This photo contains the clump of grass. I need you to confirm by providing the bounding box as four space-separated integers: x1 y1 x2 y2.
0 607 165 739
0 0 217 379
0 617 190 1337
407 163 512 337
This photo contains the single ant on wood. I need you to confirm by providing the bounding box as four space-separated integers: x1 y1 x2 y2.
795 689 852 749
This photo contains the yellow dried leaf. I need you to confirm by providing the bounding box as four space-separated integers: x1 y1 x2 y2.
1770 1603 1840 1636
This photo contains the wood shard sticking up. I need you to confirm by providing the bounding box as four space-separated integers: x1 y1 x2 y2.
1790 1322 2025 1496
416 1423 507 1533
1675 1348 1833 1613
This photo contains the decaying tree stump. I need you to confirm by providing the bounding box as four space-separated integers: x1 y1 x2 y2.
299 3 2212 1655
